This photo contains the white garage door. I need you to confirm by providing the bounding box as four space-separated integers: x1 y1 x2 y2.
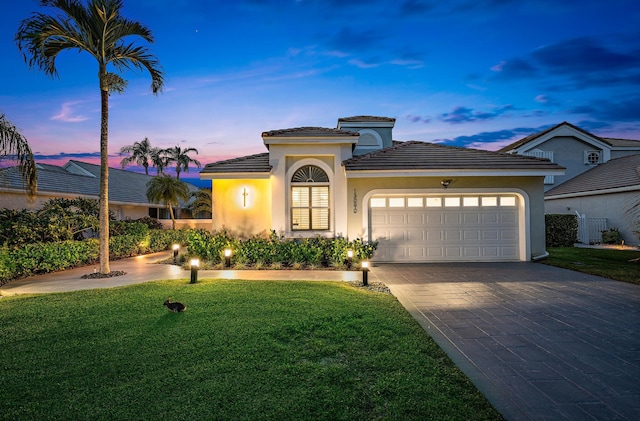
370 194 520 262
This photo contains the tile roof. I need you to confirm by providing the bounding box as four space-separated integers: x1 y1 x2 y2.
497 122 594 152
498 121 640 152
545 154 640 196
337 116 396 123
601 137 640 148
1 160 198 204
200 152 271 174
343 140 565 171
262 127 359 138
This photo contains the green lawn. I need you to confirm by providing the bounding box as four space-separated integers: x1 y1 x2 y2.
543 247 640 285
0 279 502 420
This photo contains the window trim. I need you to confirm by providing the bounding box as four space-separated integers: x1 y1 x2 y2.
288 162 332 232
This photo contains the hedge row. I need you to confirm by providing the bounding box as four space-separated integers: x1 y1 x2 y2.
545 214 578 247
0 229 189 285
186 229 377 269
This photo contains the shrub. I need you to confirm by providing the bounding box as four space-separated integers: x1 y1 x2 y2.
545 214 578 247
601 228 622 244
185 229 378 269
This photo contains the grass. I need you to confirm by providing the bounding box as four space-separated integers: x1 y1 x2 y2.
0 279 502 420
543 247 640 285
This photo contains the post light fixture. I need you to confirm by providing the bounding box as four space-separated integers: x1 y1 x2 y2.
346 249 354 268
172 244 180 260
361 261 370 286
190 258 200 284
224 248 232 268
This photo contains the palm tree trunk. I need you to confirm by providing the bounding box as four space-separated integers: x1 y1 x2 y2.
168 201 176 230
99 79 110 274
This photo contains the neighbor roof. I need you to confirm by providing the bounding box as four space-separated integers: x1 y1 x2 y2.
1 160 198 204
343 140 565 172
545 154 640 196
499 121 640 152
200 153 271 174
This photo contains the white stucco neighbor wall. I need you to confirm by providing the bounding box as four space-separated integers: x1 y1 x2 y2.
545 190 640 246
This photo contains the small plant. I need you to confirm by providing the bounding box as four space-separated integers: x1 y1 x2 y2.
601 228 622 244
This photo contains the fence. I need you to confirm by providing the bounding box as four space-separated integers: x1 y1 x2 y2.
576 212 608 244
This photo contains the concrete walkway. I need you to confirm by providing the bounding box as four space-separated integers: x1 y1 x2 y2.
370 263 640 421
2 255 639 420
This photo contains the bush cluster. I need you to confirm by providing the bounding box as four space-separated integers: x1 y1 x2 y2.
545 214 578 247
187 229 377 269
0 229 189 285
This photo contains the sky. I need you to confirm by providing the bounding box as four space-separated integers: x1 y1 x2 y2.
2 0 640 187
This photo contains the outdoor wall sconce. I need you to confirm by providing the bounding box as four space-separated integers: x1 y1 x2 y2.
441 179 453 189
346 249 354 268
242 188 248 208
172 244 180 260
224 248 232 268
190 258 200 284
361 261 370 286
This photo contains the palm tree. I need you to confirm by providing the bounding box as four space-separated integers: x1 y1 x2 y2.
165 145 201 180
16 0 164 274
146 175 190 230
187 188 212 217
150 146 167 175
0 113 37 197
120 137 154 174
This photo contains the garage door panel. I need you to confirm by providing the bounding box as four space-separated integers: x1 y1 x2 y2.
370 194 521 262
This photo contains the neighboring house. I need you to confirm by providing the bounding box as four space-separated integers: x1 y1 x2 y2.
200 116 564 262
0 160 205 228
500 122 640 245
499 121 640 191
545 154 640 245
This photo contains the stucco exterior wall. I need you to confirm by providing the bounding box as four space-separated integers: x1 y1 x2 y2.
525 136 601 189
346 176 548 260
545 191 640 246
211 178 272 237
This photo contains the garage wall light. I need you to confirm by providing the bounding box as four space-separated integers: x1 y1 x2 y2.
441 179 453 188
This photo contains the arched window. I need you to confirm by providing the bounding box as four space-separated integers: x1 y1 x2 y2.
290 165 329 230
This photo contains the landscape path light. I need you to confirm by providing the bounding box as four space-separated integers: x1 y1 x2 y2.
172 244 180 261
190 258 200 284
346 249 354 268
361 261 370 286
224 248 232 268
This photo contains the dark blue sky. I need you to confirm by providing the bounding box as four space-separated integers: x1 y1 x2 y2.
2 0 639 176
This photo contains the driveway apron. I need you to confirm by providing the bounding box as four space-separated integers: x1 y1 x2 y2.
370 262 640 421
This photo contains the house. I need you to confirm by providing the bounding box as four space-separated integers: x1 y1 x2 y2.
545 154 640 245
0 160 207 229
500 122 640 245
200 116 564 262
499 121 640 191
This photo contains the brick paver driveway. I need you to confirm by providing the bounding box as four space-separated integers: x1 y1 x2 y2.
370 262 640 421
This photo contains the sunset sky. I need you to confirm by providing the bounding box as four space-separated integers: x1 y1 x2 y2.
2 0 639 187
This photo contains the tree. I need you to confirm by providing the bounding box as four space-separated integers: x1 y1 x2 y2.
150 146 168 175
16 0 164 274
0 113 37 197
120 137 154 175
187 188 212 217
146 175 190 230
165 145 201 180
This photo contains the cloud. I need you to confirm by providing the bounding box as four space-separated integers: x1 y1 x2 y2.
433 125 552 149
51 101 91 122
406 114 431 124
438 104 516 124
568 96 640 122
534 94 560 106
491 37 640 89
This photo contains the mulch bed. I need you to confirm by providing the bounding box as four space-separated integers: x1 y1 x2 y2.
81 271 127 279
